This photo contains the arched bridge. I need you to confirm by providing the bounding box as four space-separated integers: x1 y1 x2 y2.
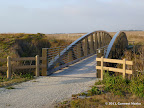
41 31 128 76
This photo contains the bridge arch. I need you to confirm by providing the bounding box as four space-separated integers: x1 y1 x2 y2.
47 31 112 75
105 31 128 59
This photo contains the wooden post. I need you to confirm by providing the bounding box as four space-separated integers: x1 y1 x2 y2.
123 58 126 78
95 33 98 52
77 43 82 58
84 38 89 56
58 48 60 57
99 32 101 48
90 34 94 54
101 32 103 47
96 49 103 78
42 48 48 76
7 56 11 79
103 33 106 46
101 56 104 80
68 50 73 62
36 55 40 77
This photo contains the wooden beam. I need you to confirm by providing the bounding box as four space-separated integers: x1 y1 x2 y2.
14 65 36 69
42 48 48 76
11 57 35 61
96 58 133 65
36 55 40 77
90 34 94 54
123 58 126 78
94 33 98 51
101 56 103 80
84 38 89 56
96 66 132 74
7 56 11 79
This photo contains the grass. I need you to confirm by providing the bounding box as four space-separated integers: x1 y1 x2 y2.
0 73 34 88
56 72 144 108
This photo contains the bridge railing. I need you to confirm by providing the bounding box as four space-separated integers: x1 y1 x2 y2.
42 31 112 75
96 57 133 80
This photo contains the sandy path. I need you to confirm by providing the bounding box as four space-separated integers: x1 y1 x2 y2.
0 55 97 108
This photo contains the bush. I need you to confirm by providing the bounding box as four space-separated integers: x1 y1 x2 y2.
88 86 102 96
20 73 34 79
130 73 144 97
102 71 144 97
102 71 130 96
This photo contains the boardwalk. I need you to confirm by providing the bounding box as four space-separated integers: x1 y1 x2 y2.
0 55 97 108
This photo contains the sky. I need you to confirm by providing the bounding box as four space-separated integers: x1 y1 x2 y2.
0 0 144 34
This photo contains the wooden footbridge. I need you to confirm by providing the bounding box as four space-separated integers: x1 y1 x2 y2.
0 30 129 79
41 31 128 77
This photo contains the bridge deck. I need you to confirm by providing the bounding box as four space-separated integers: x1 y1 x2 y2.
0 55 97 108
51 54 97 78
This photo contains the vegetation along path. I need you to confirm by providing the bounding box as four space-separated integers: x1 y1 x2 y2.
0 55 97 108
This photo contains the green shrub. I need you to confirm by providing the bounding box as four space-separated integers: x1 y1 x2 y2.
88 86 102 96
102 71 144 97
130 73 144 97
20 73 34 79
102 71 130 96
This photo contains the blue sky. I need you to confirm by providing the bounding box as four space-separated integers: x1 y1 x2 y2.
0 0 144 33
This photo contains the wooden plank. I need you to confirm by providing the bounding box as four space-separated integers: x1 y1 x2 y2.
14 65 36 69
126 70 132 74
103 58 123 64
12 57 35 61
96 58 133 65
96 66 123 73
96 66 132 74
126 61 133 65
96 58 101 61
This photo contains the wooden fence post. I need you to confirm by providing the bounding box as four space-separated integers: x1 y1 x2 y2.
123 58 126 78
36 55 40 77
42 48 48 76
7 56 11 79
96 49 103 78
101 56 104 80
